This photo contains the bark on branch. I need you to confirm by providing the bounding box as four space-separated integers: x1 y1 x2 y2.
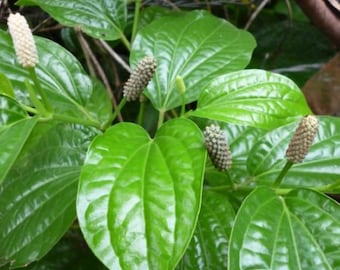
295 0 340 47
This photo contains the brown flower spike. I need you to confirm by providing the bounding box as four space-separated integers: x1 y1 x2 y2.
285 115 319 163
123 56 157 101
204 124 232 171
7 13 38 68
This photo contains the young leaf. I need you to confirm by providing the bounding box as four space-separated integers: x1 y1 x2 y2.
77 118 206 270
0 30 111 128
190 69 312 129
131 10 256 111
0 73 15 98
177 191 235 269
0 94 27 125
229 187 340 269
248 116 340 189
0 117 37 185
0 123 97 268
16 0 128 41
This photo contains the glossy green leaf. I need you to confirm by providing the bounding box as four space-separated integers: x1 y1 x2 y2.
285 189 340 268
0 117 37 185
0 123 97 268
204 123 266 186
229 187 340 270
248 116 340 189
77 118 206 270
0 95 27 125
131 10 256 110
16 0 128 40
190 69 312 129
177 191 235 270
0 29 111 128
0 73 15 98
139 6 177 30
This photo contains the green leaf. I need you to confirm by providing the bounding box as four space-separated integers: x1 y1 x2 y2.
0 94 27 125
177 191 235 269
77 118 206 270
139 6 177 30
248 116 340 189
285 189 340 268
203 123 266 186
223 123 267 184
0 123 97 268
16 0 128 41
0 29 111 128
190 69 312 129
0 117 37 185
229 187 340 270
0 73 15 98
131 10 256 111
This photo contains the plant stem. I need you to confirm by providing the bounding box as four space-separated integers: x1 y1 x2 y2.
317 180 340 193
273 160 293 188
175 75 186 117
120 32 131 51
20 104 38 114
180 96 185 117
28 67 52 112
137 95 146 125
131 0 141 42
109 97 127 125
157 109 165 129
24 79 48 116
52 113 101 129
205 184 234 192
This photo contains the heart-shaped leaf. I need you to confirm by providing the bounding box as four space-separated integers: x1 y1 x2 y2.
0 123 97 268
190 69 312 129
229 187 340 269
77 118 206 270
177 190 235 269
131 10 256 111
0 29 111 128
16 0 128 41
248 116 340 189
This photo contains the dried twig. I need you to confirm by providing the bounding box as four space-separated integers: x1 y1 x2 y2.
76 30 123 121
97 39 132 73
244 0 271 30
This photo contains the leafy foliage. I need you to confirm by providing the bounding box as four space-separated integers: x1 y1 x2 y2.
229 187 340 269
248 116 340 189
0 2 339 270
177 190 235 269
0 123 97 267
131 10 256 110
190 69 311 129
16 0 128 41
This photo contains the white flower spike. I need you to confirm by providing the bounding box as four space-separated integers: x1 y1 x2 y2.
7 13 38 68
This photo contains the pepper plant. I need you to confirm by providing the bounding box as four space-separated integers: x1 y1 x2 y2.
0 1 339 270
